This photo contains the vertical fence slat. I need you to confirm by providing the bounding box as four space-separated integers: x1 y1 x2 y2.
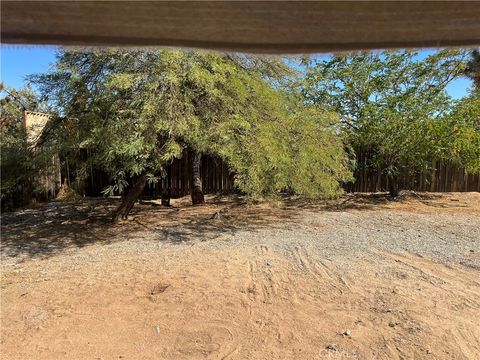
80 152 478 200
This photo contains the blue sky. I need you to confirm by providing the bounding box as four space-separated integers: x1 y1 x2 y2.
1 45 473 99
1 46 58 88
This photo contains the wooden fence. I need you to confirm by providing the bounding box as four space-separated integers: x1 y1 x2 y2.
81 154 479 198
84 153 235 198
143 154 235 198
344 154 480 193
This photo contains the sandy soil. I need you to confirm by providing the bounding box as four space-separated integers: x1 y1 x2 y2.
1 192 480 359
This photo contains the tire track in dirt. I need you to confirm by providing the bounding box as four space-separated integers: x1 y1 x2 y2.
257 245 279 304
244 245 279 305
378 250 480 308
449 326 480 360
3 193 480 359
382 250 480 286
293 245 347 296
241 244 288 349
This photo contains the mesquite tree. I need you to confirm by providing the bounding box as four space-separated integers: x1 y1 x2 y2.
436 92 480 175
190 151 204 205
302 50 479 196
31 48 352 219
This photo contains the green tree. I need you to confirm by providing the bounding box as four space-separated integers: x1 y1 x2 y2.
0 85 46 210
436 91 480 174
302 50 477 196
465 49 480 89
32 49 352 219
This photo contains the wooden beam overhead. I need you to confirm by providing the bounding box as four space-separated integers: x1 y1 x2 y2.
2 1 480 53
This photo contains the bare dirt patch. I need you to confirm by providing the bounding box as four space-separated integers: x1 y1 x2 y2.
1 192 480 359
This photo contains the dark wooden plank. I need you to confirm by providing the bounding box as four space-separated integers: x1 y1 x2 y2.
3 2 480 53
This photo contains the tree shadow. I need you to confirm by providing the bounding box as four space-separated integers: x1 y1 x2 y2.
3 191 470 261
129 194 306 244
1 199 121 261
0 195 305 261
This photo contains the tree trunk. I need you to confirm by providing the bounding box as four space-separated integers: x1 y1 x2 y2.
161 164 171 206
191 151 204 205
388 175 399 198
112 173 148 221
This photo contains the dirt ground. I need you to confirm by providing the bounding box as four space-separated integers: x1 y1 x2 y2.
1 192 480 359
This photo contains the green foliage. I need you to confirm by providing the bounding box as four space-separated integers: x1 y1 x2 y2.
0 86 38 209
465 50 480 89
286 107 354 197
436 91 480 173
31 49 352 200
302 50 479 188
222 103 353 199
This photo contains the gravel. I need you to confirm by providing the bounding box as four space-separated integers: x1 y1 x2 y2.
219 209 480 269
1 194 479 270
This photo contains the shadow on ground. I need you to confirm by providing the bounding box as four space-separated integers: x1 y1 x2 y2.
1 194 304 260
2 191 474 261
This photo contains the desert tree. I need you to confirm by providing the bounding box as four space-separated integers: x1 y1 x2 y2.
31 48 352 219
302 50 478 196
0 84 52 209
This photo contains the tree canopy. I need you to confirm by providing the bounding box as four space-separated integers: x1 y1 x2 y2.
302 50 479 195
29 48 352 216
465 50 480 89
2 48 478 212
0 85 47 210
